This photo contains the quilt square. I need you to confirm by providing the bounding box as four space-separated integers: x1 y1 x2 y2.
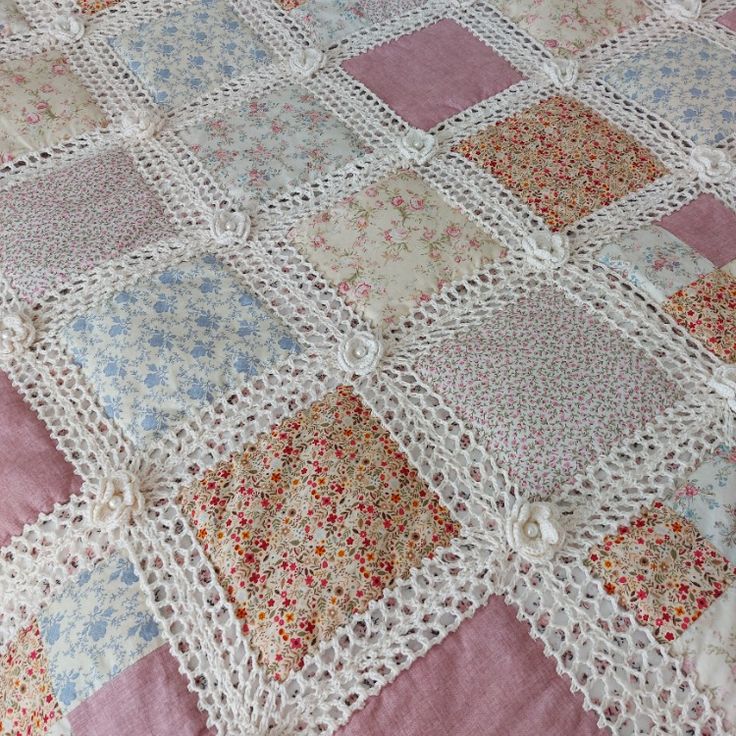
602 35 736 145
342 19 524 131
718 8 736 33
178 84 371 198
491 0 650 57
287 169 506 325
177 386 459 682
416 285 679 495
1 621 66 736
452 95 667 231
60 255 301 446
0 51 108 163
663 269 736 363
108 0 272 109
278 0 428 46
77 0 121 13
0 148 171 303
658 194 736 269
37 555 162 713
67 646 214 736
0 0 28 37
672 584 736 729
598 225 713 303
586 502 735 644
664 446 736 565
0 371 82 548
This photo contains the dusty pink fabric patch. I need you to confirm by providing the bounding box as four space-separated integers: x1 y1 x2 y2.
67 645 214 736
0 371 81 546
658 194 736 268
341 19 524 130
338 596 604 736
718 8 736 31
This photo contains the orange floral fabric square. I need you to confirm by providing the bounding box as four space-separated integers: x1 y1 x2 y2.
77 0 121 13
1 621 65 735
585 502 735 644
663 269 736 363
451 95 667 231
177 386 459 681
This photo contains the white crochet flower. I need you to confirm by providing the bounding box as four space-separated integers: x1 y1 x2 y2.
289 47 325 77
91 471 145 528
398 129 435 165
709 366 736 413
542 58 579 88
337 332 383 376
0 310 36 356
506 501 565 561
121 108 165 140
49 13 85 43
664 0 701 21
689 146 735 184
521 231 569 270
211 210 251 245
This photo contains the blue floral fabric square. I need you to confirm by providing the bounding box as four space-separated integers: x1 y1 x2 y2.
37 556 162 713
602 34 736 145
108 0 272 108
60 255 301 446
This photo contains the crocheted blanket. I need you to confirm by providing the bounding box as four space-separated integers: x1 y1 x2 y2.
1 0 735 734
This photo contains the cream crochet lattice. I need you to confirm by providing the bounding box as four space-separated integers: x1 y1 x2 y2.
1 0 735 733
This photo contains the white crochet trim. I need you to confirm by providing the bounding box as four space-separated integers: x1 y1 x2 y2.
1 0 735 733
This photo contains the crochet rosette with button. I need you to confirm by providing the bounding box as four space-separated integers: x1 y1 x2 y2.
1 0 736 734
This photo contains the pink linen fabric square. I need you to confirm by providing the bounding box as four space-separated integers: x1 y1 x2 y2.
341 19 524 130
0 371 81 546
67 645 215 736
658 194 736 268
338 596 604 736
718 8 736 32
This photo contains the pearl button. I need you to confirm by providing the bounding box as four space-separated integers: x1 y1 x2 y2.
108 495 122 510
353 344 367 358
524 521 540 539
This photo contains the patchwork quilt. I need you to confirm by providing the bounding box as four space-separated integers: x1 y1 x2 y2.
1 0 736 734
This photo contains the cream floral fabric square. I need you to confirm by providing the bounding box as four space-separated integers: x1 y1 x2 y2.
287 169 506 325
0 51 108 163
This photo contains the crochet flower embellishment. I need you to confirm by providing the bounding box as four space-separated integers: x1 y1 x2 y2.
542 58 578 88
337 332 383 376
121 108 165 140
709 366 736 413
91 471 145 528
690 146 735 184
664 0 701 20
506 501 565 561
0 310 36 356
398 129 435 165
289 47 325 78
49 13 85 43
521 231 569 270
211 210 251 245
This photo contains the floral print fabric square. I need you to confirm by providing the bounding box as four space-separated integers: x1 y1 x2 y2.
0 148 171 303
77 0 122 13
1 622 66 736
416 285 679 495
491 0 650 56
287 170 506 325
586 502 735 643
598 226 712 302
0 51 108 164
451 95 667 231
663 269 736 363
664 446 736 565
108 0 272 109
178 84 370 198
602 35 736 145
672 583 736 729
37 556 162 712
0 0 28 37
177 386 459 682
60 255 301 446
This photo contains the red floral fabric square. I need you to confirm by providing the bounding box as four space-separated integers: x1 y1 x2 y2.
177 386 459 681
585 502 736 643
451 95 667 231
